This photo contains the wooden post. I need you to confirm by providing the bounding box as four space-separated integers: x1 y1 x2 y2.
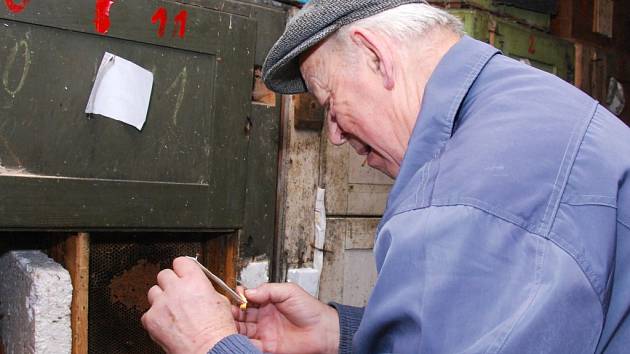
65 233 90 354
203 232 239 296
575 42 583 88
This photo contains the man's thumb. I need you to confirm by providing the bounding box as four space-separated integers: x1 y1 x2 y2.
245 282 299 304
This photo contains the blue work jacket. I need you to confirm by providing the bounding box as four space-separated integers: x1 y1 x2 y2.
349 35 630 353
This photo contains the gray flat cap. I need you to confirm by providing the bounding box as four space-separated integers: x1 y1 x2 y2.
262 0 428 94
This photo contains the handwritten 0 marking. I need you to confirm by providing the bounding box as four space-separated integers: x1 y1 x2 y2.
165 66 188 125
2 39 31 98
173 10 188 38
152 7 167 38
4 0 30 14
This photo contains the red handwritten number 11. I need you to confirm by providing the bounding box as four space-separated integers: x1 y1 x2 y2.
152 7 187 39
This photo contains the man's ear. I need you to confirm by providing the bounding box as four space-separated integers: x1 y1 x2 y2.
349 28 395 90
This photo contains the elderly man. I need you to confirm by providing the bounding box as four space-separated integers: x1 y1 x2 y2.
142 1 630 353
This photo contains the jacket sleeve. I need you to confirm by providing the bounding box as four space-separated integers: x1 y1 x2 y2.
329 303 365 354
208 334 261 354
207 305 365 354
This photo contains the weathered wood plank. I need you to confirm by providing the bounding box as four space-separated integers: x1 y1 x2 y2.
280 95 321 267
347 184 391 216
242 103 281 259
318 218 347 304
204 232 239 298
345 218 379 250
241 3 285 264
271 95 292 281
0 177 212 229
323 142 393 216
65 233 90 354
322 136 350 216
342 249 377 307
207 6 256 228
593 0 614 38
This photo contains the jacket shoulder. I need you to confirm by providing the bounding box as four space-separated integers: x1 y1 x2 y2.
430 55 601 233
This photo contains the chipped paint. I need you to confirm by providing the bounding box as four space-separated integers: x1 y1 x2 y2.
0 165 32 177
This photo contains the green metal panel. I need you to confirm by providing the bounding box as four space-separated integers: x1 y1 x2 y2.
500 6 550 30
450 9 574 82
452 8 491 42
430 0 551 30
0 0 257 230
241 4 287 261
492 17 574 81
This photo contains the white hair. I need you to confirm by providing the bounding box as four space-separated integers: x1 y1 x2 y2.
332 3 463 45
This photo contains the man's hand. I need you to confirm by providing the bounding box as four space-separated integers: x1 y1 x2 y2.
233 283 340 354
141 257 237 354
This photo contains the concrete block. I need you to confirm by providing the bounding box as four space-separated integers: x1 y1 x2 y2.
0 251 72 354
239 261 269 289
287 268 321 297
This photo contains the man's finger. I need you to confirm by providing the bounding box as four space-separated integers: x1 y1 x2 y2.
172 256 205 279
236 321 246 335
140 312 148 330
156 269 179 290
232 306 258 323
147 285 163 306
236 321 258 337
245 282 300 305
140 310 154 331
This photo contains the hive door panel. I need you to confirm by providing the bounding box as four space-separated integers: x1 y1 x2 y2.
0 0 256 229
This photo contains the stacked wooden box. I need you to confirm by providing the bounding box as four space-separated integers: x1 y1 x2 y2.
551 0 629 123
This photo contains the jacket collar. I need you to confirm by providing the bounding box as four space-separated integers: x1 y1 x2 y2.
380 36 500 228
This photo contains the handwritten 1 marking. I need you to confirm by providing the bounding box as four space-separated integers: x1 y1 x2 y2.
173 10 188 38
94 0 114 34
151 7 167 38
165 66 188 125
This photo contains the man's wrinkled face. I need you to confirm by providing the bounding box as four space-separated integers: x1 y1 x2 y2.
299 41 400 178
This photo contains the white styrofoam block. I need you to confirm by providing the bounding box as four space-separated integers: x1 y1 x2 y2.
239 261 269 289
287 268 321 297
0 251 73 354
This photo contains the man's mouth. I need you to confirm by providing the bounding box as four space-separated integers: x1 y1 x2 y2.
357 145 372 156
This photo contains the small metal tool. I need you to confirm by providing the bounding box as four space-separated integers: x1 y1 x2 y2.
185 256 247 306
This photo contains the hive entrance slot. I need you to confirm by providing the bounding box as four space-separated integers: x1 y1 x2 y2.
0 231 238 354
88 232 236 354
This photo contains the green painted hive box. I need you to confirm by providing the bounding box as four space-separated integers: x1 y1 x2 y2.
0 0 283 231
450 8 574 83
430 0 553 31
